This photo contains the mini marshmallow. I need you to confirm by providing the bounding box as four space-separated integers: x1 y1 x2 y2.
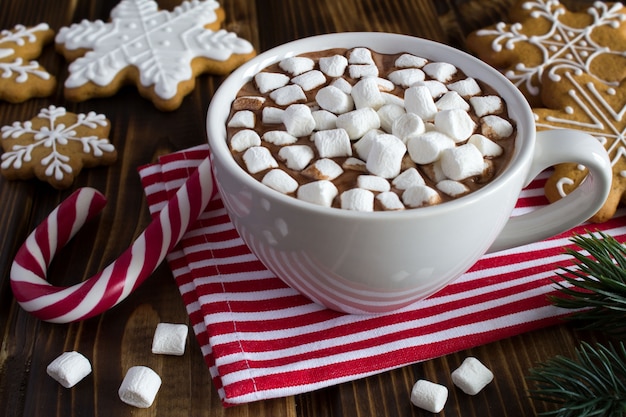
349 47 375 64
242 146 279 174
407 130 456 164
375 77 395 92
319 54 348 77
415 80 449 99
448 77 482 97
263 130 299 145
395 53 428 68
227 110 256 128
422 159 447 183
303 158 344 180
468 134 503 157
254 72 290 93
403 185 442 207
434 108 476 142
481 115 514 139
378 103 406 133
336 107 381 140
376 191 405 210
366 134 406 178
381 91 405 107
392 112 425 143
46 351 92 388
436 91 470 111
118 366 162 408
440 143 485 180
312 128 352 158
152 323 188 356
451 357 494 395
342 157 368 172
262 169 299 194
230 129 261 152
233 95 266 111
297 180 338 207
357 174 391 192
405 85 438 121
279 56 315 75
270 84 307 106
312 109 338 130
291 70 326 91
316 85 354 114
392 167 425 189
340 188 375 211
352 77 386 110
469 95 503 117
388 68 425 87
262 107 284 124
331 77 353 94
278 144 315 170
349 64 379 78
410 379 448 413
353 129 381 160
423 61 457 82
282 104 316 137
437 179 470 197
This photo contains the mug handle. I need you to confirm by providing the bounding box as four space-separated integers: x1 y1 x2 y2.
488 129 612 253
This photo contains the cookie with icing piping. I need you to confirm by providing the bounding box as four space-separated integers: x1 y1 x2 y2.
0 23 56 103
465 0 626 107
534 67 625 223
54 0 256 111
1 105 117 189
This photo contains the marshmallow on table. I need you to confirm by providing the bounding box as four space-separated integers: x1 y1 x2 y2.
407 130 456 164
46 351 92 388
254 72 290 93
336 107 381 140
282 104 316 137
378 103 406 133
376 191 405 210
151 322 189 356
481 115 514 139
242 146 279 174
451 357 494 395
366 134 406 178
340 188 375 211
434 108 476 142
297 180 338 207
410 379 448 413
312 128 352 158
405 85 438 121
263 130 299 145
352 77 386 110
269 84 307 106
303 158 344 180
230 129 261 152
392 167 425 190
227 110 255 128
262 169 299 194
395 53 428 68
388 68 425 87
392 112 425 143
441 143 485 180
291 70 326 91
319 54 348 77
278 144 315 171
316 85 354 114
279 56 315 75
423 61 457 82
118 366 162 408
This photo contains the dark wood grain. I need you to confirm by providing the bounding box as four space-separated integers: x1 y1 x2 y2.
0 1 606 416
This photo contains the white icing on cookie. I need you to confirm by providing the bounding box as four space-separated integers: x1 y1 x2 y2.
0 23 52 82
56 0 254 99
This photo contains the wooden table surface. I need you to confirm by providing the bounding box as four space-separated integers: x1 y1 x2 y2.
0 0 607 416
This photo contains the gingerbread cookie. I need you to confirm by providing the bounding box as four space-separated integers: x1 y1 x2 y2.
466 0 626 106
55 0 256 111
1 105 117 189
534 67 626 223
0 23 56 103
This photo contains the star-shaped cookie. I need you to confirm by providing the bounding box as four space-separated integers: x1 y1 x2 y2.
0 23 56 103
466 0 626 106
55 0 256 111
534 67 626 223
1 105 117 189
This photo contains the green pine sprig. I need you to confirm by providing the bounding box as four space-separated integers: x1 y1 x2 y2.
527 342 626 417
549 232 626 338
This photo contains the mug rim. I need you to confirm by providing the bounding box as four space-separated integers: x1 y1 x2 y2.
206 32 536 219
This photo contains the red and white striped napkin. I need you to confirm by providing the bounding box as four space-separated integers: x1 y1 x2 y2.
138 144 626 406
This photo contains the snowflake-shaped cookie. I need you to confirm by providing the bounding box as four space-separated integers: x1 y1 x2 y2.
55 0 256 111
534 68 626 222
466 0 626 106
0 23 56 103
1 105 117 189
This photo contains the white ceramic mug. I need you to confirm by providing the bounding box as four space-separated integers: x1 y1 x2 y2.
206 33 612 314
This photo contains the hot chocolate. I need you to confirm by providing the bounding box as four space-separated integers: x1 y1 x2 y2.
226 47 516 211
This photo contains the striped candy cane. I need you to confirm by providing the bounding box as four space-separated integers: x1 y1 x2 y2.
10 157 215 323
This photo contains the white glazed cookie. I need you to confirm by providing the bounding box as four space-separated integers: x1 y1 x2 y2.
55 0 256 111
0 23 56 103
1 105 116 189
